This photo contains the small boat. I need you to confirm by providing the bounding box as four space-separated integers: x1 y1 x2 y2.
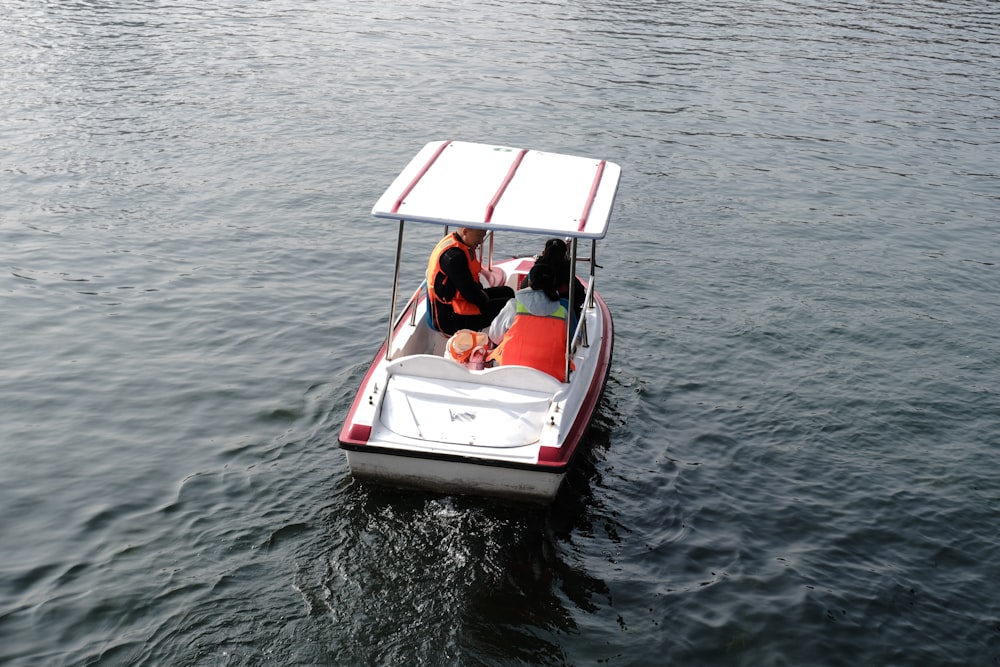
338 140 621 503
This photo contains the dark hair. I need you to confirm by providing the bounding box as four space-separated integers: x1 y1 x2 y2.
527 263 560 302
541 238 567 263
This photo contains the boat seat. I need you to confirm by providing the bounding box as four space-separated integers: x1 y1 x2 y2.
424 295 451 339
380 355 563 447
385 354 563 393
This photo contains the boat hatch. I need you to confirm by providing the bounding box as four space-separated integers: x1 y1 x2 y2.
378 355 562 448
381 375 553 447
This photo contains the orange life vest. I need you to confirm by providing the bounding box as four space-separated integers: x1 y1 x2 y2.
426 234 483 317
490 300 568 380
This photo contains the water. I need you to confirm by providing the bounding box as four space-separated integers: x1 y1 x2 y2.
2 0 998 664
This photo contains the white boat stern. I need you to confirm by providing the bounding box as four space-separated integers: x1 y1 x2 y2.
381 374 555 449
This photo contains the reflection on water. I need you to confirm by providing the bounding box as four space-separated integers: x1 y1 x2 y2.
297 408 619 665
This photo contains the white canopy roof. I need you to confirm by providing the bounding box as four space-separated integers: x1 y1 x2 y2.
371 140 621 239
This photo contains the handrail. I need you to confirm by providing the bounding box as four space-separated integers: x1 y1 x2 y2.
408 279 427 327
571 279 595 355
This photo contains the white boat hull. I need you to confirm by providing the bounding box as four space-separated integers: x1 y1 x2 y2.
345 449 566 503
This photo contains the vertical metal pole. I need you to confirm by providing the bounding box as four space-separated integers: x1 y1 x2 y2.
589 239 597 308
487 229 494 270
564 238 578 382
575 238 594 350
386 220 405 361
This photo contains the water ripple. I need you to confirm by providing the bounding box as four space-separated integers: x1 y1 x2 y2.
2 0 1000 665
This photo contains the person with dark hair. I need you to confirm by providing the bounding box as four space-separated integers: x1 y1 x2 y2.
487 263 570 380
426 227 515 335
532 237 585 319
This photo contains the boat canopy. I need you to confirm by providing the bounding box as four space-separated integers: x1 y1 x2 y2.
371 140 621 239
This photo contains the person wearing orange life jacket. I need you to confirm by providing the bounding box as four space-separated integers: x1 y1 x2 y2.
426 227 514 335
488 263 572 381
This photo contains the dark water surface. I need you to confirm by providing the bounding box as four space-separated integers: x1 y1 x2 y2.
2 1 998 665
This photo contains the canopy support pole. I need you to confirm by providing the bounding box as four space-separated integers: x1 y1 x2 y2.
588 239 597 309
386 220 405 361
564 238 578 382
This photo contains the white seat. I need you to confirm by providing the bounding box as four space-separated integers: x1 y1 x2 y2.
379 355 564 447
385 354 563 393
